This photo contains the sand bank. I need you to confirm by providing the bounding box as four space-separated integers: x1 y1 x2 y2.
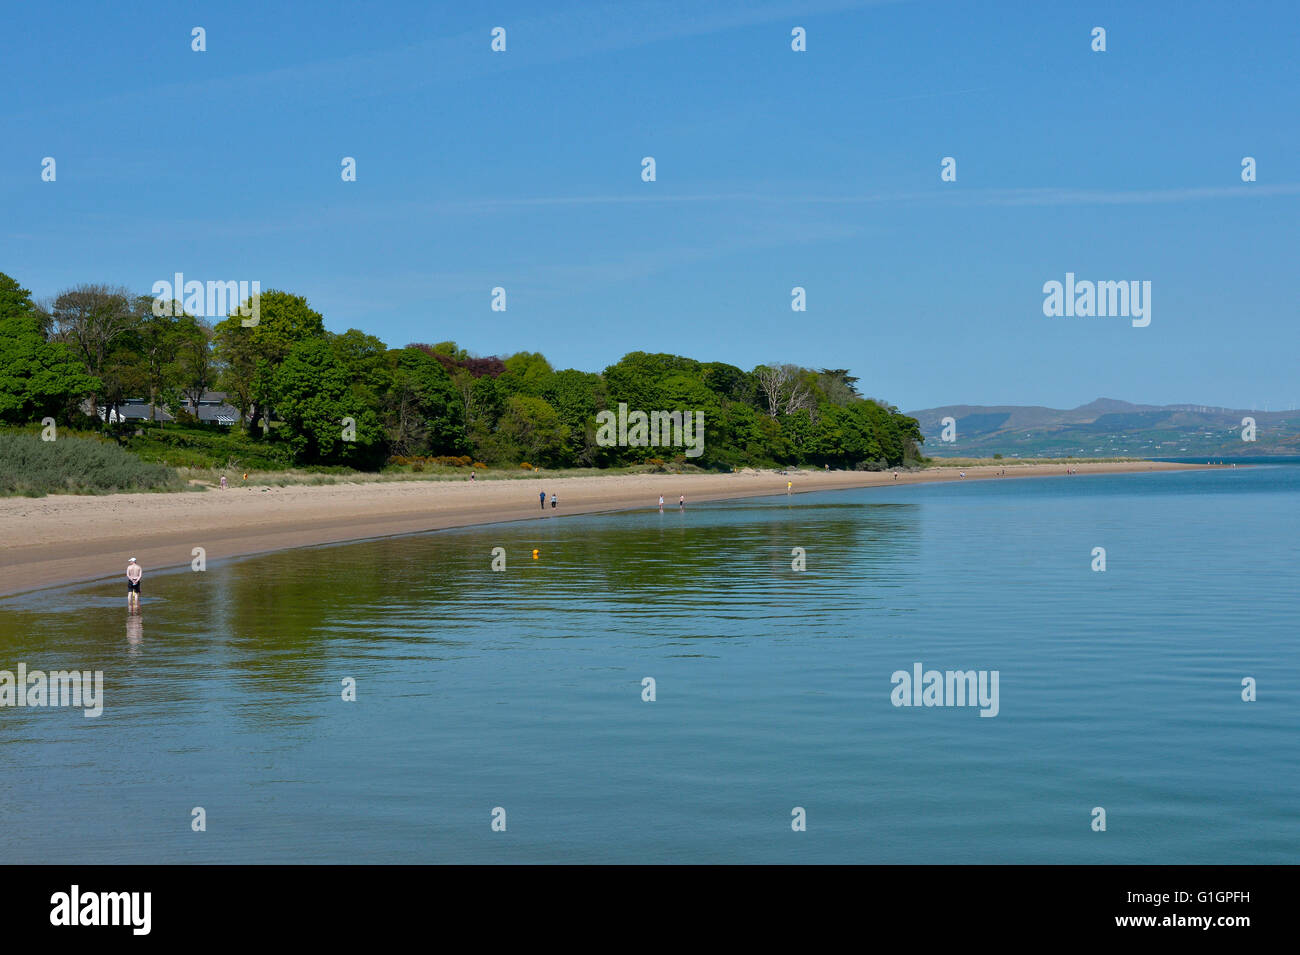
0 461 1211 598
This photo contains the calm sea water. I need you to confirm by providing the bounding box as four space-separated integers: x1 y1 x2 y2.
2 464 1297 863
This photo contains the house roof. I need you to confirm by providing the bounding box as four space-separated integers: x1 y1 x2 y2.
81 396 241 424
105 403 174 422
193 402 241 424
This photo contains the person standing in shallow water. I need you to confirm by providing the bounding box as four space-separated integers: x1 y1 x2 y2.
679 494 685 509
126 557 143 612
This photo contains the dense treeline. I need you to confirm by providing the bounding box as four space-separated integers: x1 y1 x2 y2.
0 272 923 471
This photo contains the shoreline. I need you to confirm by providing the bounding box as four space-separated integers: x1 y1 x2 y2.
0 461 1214 599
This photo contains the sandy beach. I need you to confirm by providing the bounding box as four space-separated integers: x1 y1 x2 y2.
0 461 1210 598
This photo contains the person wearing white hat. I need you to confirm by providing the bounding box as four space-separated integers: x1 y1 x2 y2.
126 557 143 611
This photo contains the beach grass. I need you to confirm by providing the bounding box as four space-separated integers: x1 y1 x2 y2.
0 431 186 496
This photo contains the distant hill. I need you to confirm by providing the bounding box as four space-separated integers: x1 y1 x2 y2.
908 398 1300 458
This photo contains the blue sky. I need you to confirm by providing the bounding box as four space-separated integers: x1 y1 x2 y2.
3 0 1296 412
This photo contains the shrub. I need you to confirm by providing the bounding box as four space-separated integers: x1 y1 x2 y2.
125 424 293 470
387 453 476 470
0 431 183 496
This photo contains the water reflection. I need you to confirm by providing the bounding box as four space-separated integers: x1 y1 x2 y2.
1 496 923 721
126 614 143 652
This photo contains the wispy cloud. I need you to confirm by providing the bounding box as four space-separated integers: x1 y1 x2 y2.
3 0 907 121
15 180 1289 247
448 182 1300 210
962 184 1300 206
305 220 866 304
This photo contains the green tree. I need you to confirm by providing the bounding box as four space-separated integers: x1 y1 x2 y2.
213 315 257 430
43 283 138 423
603 352 701 414
268 338 384 465
816 368 862 407
541 369 607 465
501 351 554 396
701 361 759 407
465 374 508 459
174 315 216 411
131 297 186 421
0 273 98 423
213 290 325 433
384 348 465 456
428 341 469 361
490 394 569 466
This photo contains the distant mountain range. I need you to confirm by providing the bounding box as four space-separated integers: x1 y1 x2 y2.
907 398 1300 458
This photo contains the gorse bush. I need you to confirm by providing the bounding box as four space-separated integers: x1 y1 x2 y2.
387 454 474 469
0 431 184 496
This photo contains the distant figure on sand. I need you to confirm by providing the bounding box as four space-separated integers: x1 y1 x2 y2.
126 557 143 611
540 490 546 510
470 470 475 482
894 472 898 480
959 471 966 478
550 493 557 509
658 495 664 510
787 481 792 494
679 494 684 509
219 474 227 490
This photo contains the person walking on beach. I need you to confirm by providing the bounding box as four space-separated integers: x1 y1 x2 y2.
219 474 227 490
678 494 684 509
550 493 557 509
787 480 792 495
540 490 546 510
126 557 143 611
